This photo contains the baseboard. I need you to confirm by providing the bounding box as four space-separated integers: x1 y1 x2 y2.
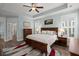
70 52 79 56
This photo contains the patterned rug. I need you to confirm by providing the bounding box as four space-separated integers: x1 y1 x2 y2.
3 42 62 56
49 49 61 56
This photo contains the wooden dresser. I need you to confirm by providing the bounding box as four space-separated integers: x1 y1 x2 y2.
23 29 32 41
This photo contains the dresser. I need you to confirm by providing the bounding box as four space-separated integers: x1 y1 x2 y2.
23 29 32 41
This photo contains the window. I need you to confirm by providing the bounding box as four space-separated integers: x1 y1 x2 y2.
60 14 77 37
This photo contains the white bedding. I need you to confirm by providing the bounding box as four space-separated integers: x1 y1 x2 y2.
26 34 58 55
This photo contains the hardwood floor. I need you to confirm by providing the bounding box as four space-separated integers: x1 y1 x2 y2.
3 43 70 56
5 40 24 48
2 40 70 56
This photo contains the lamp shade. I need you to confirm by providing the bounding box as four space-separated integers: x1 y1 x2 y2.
36 28 39 32
59 28 64 32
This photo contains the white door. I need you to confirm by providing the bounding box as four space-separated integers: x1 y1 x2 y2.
6 17 18 41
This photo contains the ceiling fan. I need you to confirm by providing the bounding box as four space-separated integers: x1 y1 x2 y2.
23 3 44 13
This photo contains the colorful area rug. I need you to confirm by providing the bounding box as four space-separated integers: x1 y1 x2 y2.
49 49 62 56
3 42 62 56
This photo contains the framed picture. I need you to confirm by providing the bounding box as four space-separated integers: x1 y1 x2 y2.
44 19 53 25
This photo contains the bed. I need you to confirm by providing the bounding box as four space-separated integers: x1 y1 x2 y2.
24 27 58 55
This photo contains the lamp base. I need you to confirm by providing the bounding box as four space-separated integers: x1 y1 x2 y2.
61 35 63 37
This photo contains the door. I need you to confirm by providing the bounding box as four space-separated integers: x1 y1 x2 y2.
0 17 6 41
7 17 17 42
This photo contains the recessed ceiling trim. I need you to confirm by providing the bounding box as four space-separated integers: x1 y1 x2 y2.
33 3 68 18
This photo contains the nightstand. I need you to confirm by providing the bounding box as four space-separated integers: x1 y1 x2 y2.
23 29 32 41
55 37 67 47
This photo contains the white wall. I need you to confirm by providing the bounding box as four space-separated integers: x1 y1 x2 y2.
34 11 78 36
17 16 23 41
23 16 35 34
16 15 35 41
34 15 61 34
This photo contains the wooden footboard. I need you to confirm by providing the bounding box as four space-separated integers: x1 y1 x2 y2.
25 38 47 55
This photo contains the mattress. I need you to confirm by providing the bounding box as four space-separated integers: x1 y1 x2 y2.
26 34 58 46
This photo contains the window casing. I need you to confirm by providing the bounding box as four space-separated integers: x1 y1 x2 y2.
60 13 77 37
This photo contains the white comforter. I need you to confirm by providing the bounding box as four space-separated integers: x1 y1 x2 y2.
26 34 58 55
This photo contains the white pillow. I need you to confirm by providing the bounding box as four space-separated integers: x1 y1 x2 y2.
47 31 56 35
42 31 47 34
50 31 54 35
46 31 51 35
51 31 57 35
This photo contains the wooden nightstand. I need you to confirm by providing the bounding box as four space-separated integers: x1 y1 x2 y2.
55 37 67 47
23 29 32 41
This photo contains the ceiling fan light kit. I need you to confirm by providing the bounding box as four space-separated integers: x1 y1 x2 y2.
23 3 44 13
32 7 36 11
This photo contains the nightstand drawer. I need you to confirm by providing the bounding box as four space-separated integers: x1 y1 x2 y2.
55 37 67 47
59 39 67 43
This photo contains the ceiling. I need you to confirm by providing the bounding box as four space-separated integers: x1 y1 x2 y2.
0 3 79 18
0 3 64 17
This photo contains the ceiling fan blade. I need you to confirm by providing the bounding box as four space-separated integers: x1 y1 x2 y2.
23 5 31 7
29 9 32 12
35 9 39 13
36 6 43 8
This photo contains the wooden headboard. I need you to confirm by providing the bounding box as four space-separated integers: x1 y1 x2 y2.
41 27 58 36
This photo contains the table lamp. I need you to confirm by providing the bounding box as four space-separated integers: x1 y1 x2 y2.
59 28 64 37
